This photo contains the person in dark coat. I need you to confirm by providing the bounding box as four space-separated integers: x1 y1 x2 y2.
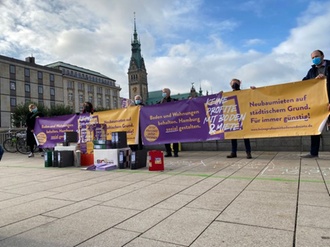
226 79 252 159
301 49 330 158
131 95 144 151
160 88 179 157
82 101 94 114
26 104 44 158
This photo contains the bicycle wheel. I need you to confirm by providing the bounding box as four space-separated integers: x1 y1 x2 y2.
16 138 30 154
3 138 17 153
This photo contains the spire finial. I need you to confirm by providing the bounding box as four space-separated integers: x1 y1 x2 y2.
134 12 136 33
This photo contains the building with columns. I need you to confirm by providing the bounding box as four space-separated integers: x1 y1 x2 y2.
0 55 121 128
46 61 121 112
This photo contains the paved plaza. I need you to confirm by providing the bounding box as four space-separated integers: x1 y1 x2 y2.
0 150 329 247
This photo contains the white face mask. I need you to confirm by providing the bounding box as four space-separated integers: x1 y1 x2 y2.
162 92 167 98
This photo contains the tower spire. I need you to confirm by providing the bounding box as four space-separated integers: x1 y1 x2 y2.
128 12 148 102
133 12 138 41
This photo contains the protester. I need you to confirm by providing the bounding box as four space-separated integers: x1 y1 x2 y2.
225 79 253 159
160 88 179 157
134 95 144 106
301 49 330 158
26 104 44 158
82 101 94 114
131 94 144 150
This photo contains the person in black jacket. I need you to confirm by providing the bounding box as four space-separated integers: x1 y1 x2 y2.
131 95 144 151
301 49 330 158
160 88 179 157
82 101 94 114
226 79 252 159
26 104 44 158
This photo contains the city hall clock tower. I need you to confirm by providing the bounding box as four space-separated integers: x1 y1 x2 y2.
128 15 148 103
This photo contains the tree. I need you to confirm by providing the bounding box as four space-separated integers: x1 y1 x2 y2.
12 102 30 128
11 103 74 127
48 104 74 116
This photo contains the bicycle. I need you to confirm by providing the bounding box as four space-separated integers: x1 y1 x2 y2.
2 129 21 153
2 129 38 154
16 132 39 155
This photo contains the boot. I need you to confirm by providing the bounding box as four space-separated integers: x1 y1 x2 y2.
226 152 237 158
246 152 252 159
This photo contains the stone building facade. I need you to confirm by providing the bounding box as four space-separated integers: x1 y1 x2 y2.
0 55 121 128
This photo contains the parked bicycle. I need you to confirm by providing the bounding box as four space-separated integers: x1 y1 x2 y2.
3 130 38 154
3 129 21 153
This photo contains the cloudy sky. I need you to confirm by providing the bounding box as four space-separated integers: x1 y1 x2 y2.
1 0 330 99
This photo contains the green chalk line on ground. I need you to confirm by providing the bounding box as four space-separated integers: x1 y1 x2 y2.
2 165 328 184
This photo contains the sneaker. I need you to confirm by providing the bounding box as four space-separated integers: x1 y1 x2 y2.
28 153 34 158
300 154 318 158
41 153 44 157
164 154 172 157
226 153 237 158
246 152 252 159
174 153 179 157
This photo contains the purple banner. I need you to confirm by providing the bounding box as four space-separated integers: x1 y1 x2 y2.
140 93 226 145
34 114 80 148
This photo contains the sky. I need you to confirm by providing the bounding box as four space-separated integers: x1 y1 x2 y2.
1 0 330 99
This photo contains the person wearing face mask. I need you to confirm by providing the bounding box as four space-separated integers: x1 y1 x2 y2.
160 88 179 157
226 79 253 159
26 104 44 158
301 49 330 158
134 95 144 106
130 95 144 151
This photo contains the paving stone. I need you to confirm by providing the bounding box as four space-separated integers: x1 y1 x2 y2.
295 225 330 247
217 190 297 231
141 207 219 246
116 207 174 233
191 221 293 247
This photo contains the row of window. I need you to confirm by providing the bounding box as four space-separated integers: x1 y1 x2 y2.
10 65 55 81
60 68 115 86
67 81 113 95
10 97 56 108
10 81 55 95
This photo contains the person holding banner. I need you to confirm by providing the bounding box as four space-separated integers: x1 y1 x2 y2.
301 49 330 158
226 79 253 159
82 101 94 114
26 104 44 158
134 95 144 106
132 94 144 150
160 88 179 157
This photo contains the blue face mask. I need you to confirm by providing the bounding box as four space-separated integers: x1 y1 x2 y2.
32 108 37 113
162 92 167 98
312 57 322 66
135 100 141 105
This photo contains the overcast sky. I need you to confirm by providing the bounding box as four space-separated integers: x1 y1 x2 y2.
1 0 330 99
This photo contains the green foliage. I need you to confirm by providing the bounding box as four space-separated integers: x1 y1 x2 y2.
94 106 111 112
48 104 74 116
11 103 74 127
11 102 30 128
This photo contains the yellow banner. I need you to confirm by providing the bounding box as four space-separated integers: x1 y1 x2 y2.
94 106 140 145
223 79 329 139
